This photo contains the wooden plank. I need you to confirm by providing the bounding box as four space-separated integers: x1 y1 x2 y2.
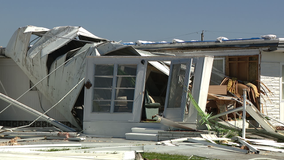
237 136 259 154
208 85 227 95
225 56 229 76
238 62 248 81
249 62 258 82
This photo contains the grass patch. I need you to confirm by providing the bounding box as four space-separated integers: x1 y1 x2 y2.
141 152 215 160
36 148 71 152
36 147 91 152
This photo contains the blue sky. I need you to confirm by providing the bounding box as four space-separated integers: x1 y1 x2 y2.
1 0 284 46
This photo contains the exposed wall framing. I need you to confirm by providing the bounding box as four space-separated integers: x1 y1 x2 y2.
225 55 259 83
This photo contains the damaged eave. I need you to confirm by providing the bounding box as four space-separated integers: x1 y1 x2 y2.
264 39 284 52
133 39 280 52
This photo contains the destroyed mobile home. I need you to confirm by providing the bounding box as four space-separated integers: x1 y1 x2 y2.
1 25 284 155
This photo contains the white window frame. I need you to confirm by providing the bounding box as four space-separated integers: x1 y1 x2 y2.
163 59 192 122
84 57 146 122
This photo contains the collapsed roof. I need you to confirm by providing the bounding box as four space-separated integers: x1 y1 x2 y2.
4 26 169 129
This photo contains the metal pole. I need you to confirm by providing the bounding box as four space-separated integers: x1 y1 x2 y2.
242 89 247 139
201 30 204 41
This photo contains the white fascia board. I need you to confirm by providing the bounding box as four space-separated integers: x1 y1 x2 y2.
279 38 284 42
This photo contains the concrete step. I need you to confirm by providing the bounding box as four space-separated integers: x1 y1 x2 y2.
131 127 164 134
125 133 158 141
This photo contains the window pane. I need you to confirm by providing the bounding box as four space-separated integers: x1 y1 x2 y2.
118 65 137 75
213 59 224 72
282 65 284 82
116 77 136 88
93 101 111 112
114 101 133 113
95 65 114 75
93 89 112 100
211 59 225 85
282 84 284 100
167 63 186 108
92 63 137 114
115 89 135 100
94 77 113 87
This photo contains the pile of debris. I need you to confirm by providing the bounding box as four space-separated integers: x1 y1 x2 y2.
157 133 284 154
206 77 273 122
0 127 85 147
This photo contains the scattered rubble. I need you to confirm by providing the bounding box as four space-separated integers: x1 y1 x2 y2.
1 25 284 159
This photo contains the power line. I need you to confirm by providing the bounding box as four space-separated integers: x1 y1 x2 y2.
206 30 284 36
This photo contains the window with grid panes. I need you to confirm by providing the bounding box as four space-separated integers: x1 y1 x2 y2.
92 64 137 113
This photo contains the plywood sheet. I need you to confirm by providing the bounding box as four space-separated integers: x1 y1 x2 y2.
208 85 227 95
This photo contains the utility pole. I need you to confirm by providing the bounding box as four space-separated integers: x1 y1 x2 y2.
201 30 204 41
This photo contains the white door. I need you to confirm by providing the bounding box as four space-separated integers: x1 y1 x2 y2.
163 59 192 122
84 57 146 122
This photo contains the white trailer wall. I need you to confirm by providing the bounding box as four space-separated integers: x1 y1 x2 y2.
261 51 283 122
0 58 67 122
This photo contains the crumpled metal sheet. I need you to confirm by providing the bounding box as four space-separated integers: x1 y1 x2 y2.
23 25 50 36
5 26 106 129
5 25 170 130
